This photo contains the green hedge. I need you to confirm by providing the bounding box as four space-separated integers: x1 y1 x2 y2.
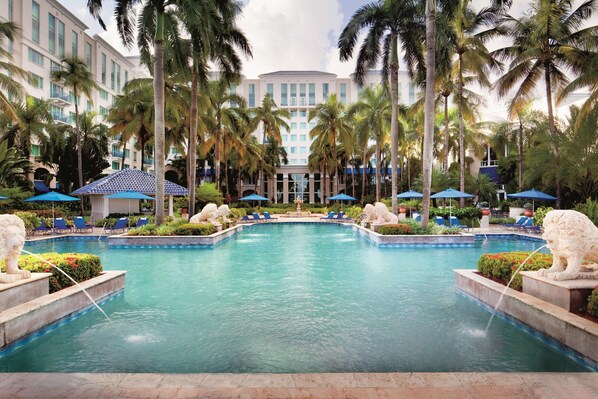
173 223 216 236
490 217 515 224
378 224 413 235
1 253 102 293
477 252 552 291
429 206 482 220
587 290 598 318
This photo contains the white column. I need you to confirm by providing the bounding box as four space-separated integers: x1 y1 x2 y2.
103 197 110 218
168 195 174 217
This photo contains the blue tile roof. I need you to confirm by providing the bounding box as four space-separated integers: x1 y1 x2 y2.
72 169 188 196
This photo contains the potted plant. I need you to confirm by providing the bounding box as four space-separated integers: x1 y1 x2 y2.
480 202 490 216
399 203 407 214
523 203 533 217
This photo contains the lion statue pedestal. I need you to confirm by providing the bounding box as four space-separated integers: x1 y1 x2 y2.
360 202 399 227
188 204 232 228
537 210 598 281
0 214 31 284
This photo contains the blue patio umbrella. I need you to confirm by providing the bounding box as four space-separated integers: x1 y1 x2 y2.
25 191 80 220
396 190 423 218
329 193 356 210
240 193 269 208
430 188 474 217
105 190 155 215
508 188 556 211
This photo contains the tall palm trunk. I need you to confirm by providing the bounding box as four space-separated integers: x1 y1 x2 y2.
188 68 199 216
121 141 127 170
443 95 449 172
140 132 145 172
390 34 399 214
421 0 436 229
154 11 166 225
544 66 561 208
518 116 524 190
375 140 381 202
237 169 242 200
457 52 466 207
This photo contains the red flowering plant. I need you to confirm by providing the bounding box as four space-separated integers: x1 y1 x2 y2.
1 253 102 293
477 252 553 291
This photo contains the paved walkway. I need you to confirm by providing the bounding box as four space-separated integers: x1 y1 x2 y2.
0 372 596 398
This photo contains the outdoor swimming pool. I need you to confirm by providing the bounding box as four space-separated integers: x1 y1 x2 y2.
0 223 593 372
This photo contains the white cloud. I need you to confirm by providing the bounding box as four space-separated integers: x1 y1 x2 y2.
238 0 345 78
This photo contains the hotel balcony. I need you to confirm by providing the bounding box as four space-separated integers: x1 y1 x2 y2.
112 149 124 158
49 90 72 107
52 113 72 125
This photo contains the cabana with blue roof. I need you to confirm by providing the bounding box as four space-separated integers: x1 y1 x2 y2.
72 169 188 222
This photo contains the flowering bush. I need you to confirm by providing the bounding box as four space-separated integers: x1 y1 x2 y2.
1 253 102 293
587 290 598 318
378 224 413 235
477 252 553 291
15 211 41 230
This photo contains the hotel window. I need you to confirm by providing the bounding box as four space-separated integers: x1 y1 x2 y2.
290 122 297 130
133 152 137 161
31 144 41 156
8 0 13 21
100 89 108 100
112 162 120 170
300 110 307 118
291 147 297 154
300 122 306 130
32 1 40 44
299 84 306 101
291 135 297 141
301 159 307 165
408 83 415 104
48 14 56 54
72 31 78 57
101 53 106 84
100 106 108 115
31 73 43 89
300 147 307 154
85 43 92 70
248 84 255 107
58 20 65 57
28 47 44 66
300 134 307 141
290 84 297 105
308 83 315 105
340 83 346 103
323 83 329 100
111 61 116 90
266 83 273 98
280 83 288 106
87 100 91 111
124 149 130 158
291 110 297 118
282 134 288 141
117 64 121 93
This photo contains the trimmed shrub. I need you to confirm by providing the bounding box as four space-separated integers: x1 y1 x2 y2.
345 206 363 219
477 252 553 291
490 217 515 224
378 224 413 235
1 253 102 293
534 207 553 226
15 211 41 230
173 223 216 236
229 208 247 218
127 224 158 236
587 290 598 318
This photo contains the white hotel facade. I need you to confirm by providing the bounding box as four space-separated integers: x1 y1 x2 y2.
2 0 421 203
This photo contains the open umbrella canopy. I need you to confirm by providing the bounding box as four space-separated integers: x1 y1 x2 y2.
430 188 474 199
397 190 423 199
329 193 356 201
240 193 269 201
104 191 154 200
0 196 8 200
507 189 556 201
24 192 80 202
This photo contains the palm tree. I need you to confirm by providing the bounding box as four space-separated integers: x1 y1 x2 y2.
348 87 391 202
339 0 423 214
493 0 598 208
177 0 251 215
51 56 98 189
559 52 598 128
251 94 290 196
0 22 30 121
0 96 52 159
0 141 31 188
308 94 352 197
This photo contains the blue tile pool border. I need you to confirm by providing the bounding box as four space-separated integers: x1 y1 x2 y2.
456 288 598 372
0 289 123 358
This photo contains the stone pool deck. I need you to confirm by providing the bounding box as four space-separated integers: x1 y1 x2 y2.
1 372 597 398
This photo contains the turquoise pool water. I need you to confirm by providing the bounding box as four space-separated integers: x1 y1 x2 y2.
0 224 591 372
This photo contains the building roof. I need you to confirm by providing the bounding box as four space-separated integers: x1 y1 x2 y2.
72 169 188 196
258 70 337 78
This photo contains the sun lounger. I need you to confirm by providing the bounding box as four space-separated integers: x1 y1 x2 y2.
73 216 93 233
449 216 470 231
135 217 149 227
53 218 72 234
34 218 51 235
321 212 335 221
502 216 528 230
263 212 278 220
104 217 128 234
241 215 252 222
252 212 266 222
434 216 447 226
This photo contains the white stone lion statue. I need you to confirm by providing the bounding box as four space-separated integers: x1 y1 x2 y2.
537 210 598 281
189 203 218 224
0 214 31 284
189 204 231 226
360 202 399 227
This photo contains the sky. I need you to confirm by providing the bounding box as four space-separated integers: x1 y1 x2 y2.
73 0 596 121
